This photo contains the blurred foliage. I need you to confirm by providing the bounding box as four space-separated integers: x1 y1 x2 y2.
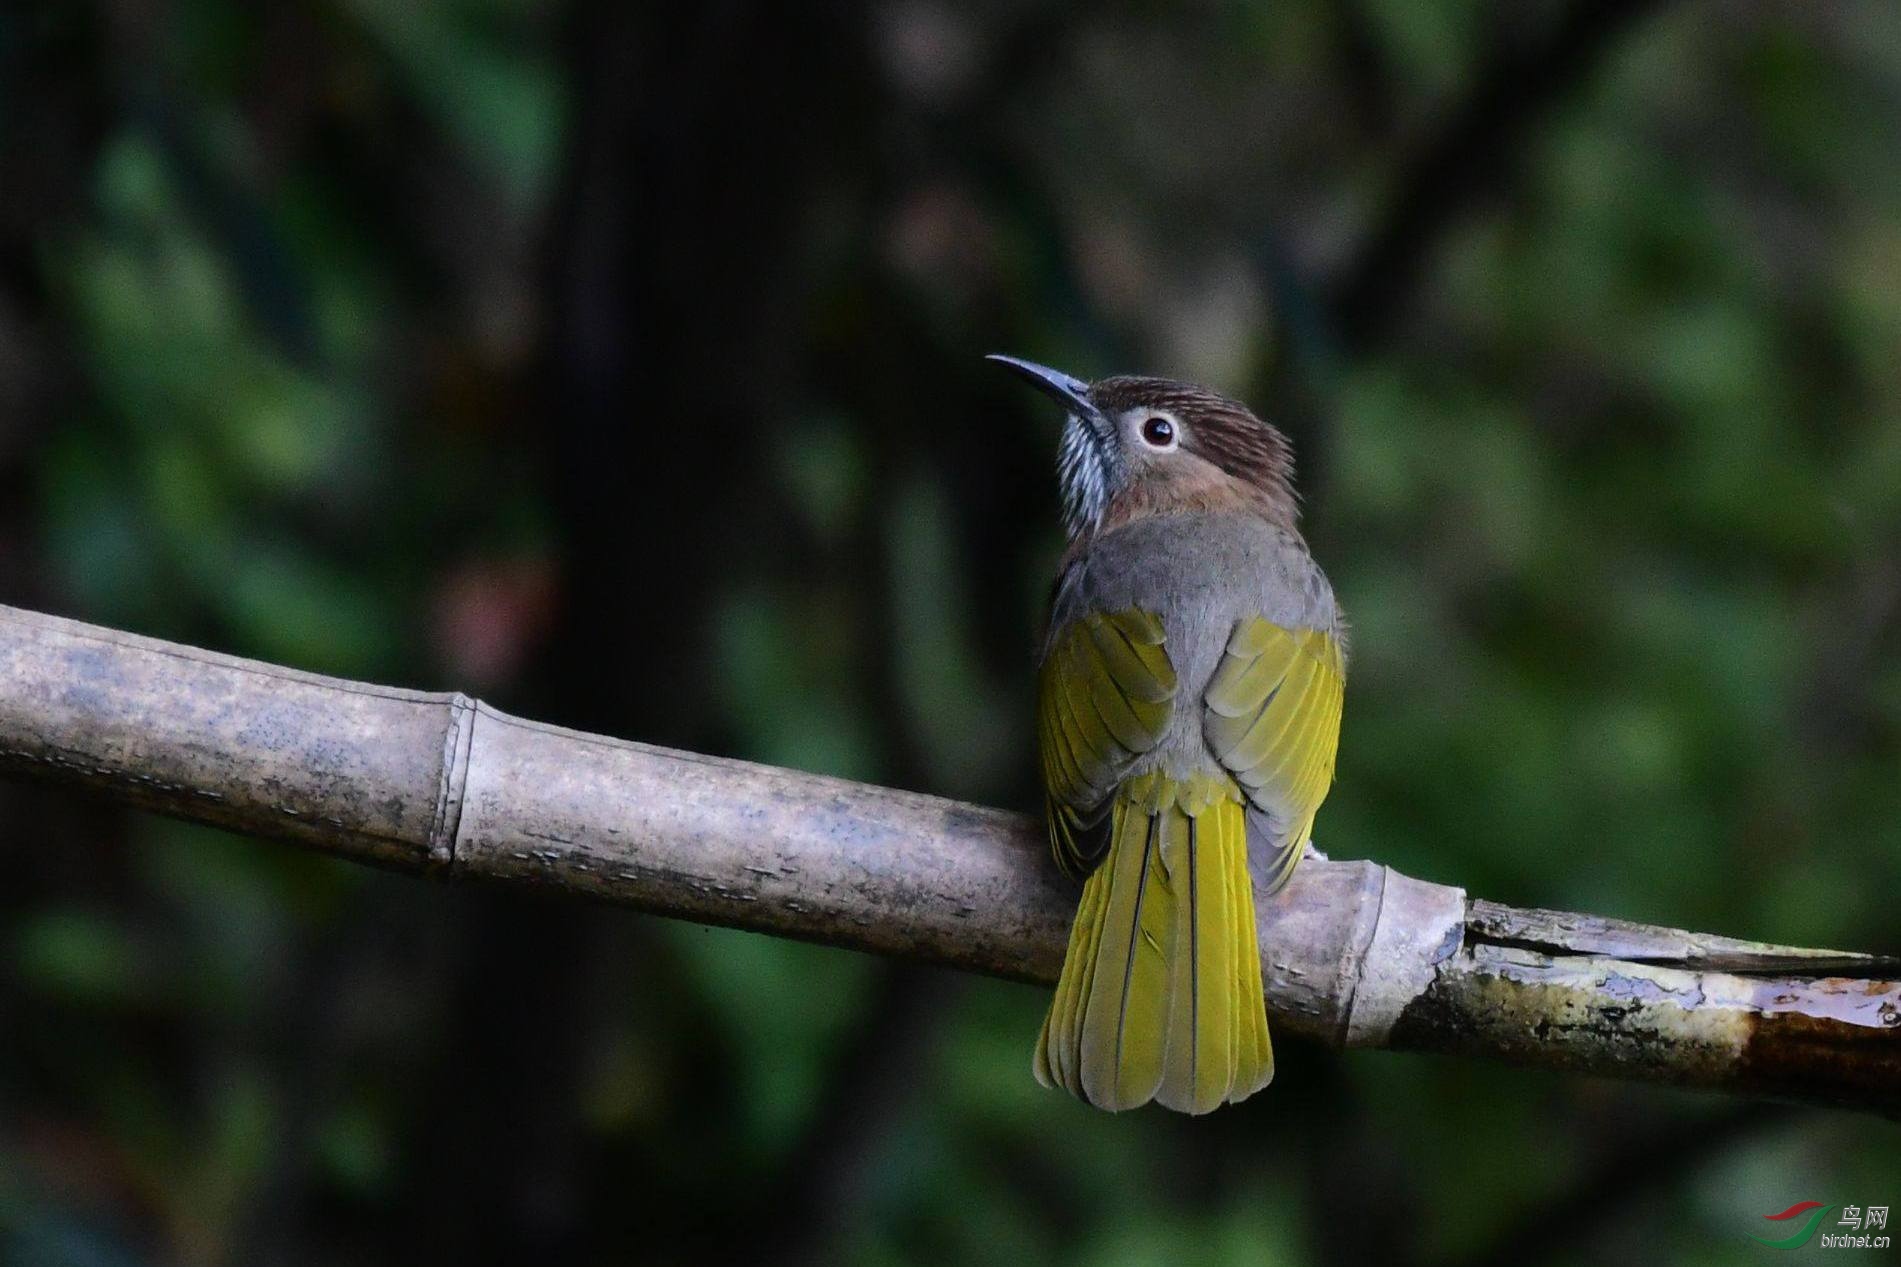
1 1 1898 1264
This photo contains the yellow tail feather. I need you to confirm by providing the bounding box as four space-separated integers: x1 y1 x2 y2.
1035 773 1273 1113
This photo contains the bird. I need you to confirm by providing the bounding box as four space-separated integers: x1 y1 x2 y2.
989 354 1347 1114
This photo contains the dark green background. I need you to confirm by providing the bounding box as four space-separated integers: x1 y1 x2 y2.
1 2 1897 1263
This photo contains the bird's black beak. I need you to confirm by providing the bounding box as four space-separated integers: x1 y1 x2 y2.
986 354 1101 424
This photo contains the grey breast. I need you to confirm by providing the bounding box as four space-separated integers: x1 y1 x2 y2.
1046 510 1339 775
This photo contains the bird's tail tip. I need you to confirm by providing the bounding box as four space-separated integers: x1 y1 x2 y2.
1036 781 1274 1114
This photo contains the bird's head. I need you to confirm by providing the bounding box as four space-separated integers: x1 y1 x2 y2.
988 355 1298 545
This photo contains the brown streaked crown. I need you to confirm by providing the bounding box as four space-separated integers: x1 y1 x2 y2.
1093 376 1298 521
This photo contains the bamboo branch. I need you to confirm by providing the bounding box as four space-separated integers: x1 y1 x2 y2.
1 604 1895 1115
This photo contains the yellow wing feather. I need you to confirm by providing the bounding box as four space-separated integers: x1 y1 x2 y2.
1036 610 1177 879
1203 619 1346 893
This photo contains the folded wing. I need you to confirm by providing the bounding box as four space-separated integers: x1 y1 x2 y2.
1036 609 1177 880
1202 618 1346 893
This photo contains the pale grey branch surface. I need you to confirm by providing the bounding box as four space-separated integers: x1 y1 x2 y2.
1 604 1895 1115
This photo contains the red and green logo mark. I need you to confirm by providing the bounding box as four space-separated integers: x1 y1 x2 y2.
1749 1201 1834 1249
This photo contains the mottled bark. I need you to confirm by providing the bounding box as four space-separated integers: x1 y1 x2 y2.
1 604 1895 1115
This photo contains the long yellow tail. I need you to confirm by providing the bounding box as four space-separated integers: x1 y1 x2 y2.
1034 772 1273 1113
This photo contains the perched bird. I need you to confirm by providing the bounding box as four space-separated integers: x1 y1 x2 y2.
990 355 1347 1114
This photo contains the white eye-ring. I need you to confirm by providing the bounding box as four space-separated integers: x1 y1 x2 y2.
1136 412 1180 450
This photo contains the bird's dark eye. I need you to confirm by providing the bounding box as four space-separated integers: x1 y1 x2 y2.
1140 416 1175 447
